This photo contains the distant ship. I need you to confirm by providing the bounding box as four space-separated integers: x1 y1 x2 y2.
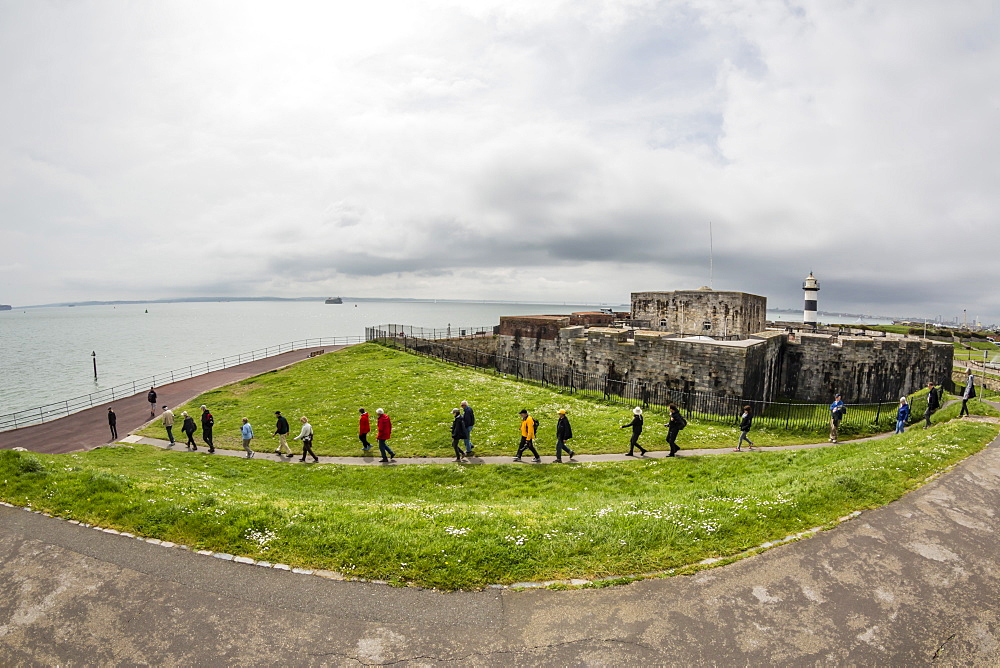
0 304 11 311
325 297 343 304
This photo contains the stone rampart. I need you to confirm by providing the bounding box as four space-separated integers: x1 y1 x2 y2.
782 333 953 402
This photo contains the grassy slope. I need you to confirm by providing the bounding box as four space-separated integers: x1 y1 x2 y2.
4 418 997 589
137 344 922 455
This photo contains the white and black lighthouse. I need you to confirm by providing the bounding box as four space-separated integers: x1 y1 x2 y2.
803 272 820 327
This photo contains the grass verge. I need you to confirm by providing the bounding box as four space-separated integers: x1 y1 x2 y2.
5 419 997 590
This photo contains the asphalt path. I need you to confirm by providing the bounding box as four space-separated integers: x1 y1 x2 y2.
0 346 335 454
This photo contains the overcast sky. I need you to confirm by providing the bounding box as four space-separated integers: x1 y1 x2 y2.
1 1 998 323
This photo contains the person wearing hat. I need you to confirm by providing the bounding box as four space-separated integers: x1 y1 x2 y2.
161 405 175 445
513 409 540 462
181 411 198 450
273 410 292 457
620 407 647 456
450 408 469 462
829 393 846 443
554 409 575 463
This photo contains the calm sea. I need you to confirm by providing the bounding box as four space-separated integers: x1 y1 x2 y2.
0 300 880 417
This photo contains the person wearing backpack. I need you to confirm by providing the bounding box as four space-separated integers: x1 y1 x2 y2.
200 405 215 453
621 407 647 456
665 403 685 456
829 393 846 443
513 409 540 462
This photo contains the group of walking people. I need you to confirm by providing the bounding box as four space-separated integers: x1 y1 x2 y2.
113 371 981 464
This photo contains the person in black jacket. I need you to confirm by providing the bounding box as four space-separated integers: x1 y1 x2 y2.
181 411 198 450
107 407 118 440
147 387 157 417
555 409 575 463
273 411 293 457
620 407 647 456
665 404 685 456
200 405 215 453
923 382 941 428
450 408 468 462
736 405 754 451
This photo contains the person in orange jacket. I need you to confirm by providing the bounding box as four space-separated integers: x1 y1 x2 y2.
513 409 540 462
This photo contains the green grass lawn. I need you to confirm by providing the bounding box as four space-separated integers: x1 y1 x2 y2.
137 344 932 455
4 418 997 589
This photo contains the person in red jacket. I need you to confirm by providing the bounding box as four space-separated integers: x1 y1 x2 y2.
358 408 372 451
375 408 395 463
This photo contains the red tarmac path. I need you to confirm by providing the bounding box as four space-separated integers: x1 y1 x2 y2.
0 346 335 455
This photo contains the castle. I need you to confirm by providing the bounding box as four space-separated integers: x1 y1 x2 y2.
497 288 953 403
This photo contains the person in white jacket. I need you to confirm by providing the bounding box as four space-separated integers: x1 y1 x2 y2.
294 416 318 463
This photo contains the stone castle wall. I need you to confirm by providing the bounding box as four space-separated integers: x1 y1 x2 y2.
631 289 766 339
780 333 954 402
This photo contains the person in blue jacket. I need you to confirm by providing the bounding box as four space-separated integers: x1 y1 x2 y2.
241 417 255 458
895 397 910 434
829 393 846 443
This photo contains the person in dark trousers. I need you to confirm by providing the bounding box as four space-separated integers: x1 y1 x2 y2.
200 405 215 453
513 409 540 462
107 407 118 440
450 408 468 462
161 405 175 445
273 411 292 457
376 408 395 462
736 405 754 451
895 397 910 434
959 370 977 417
924 382 940 428
829 393 845 443
555 408 575 462
147 387 157 417
358 408 372 450
665 404 684 456
181 411 197 449
461 400 475 455
621 407 647 456
294 416 318 462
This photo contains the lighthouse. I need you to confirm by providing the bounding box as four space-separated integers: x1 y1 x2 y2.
803 272 820 328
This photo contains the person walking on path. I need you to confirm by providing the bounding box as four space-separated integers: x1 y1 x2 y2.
513 409 540 462
924 382 941 428
147 388 157 417
161 406 176 445
895 397 910 434
735 405 754 451
621 407 647 456
358 408 372 451
461 400 475 455
554 409 575 463
665 404 685 456
294 416 318 462
241 417 255 458
960 371 977 417
181 411 197 449
107 407 118 440
829 393 846 443
273 411 293 457
375 408 395 462
450 408 468 462
200 405 215 453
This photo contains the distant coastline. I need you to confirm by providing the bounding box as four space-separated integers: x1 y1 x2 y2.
11 296 630 310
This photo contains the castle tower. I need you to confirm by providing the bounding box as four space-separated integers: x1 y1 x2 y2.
803 272 820 327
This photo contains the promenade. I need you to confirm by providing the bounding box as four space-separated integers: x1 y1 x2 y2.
0 346 334 454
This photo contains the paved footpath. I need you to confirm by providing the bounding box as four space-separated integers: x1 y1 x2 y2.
0 346 334 454
2 428 998 664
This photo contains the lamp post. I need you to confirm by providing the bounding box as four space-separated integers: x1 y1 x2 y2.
92 351 97 380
